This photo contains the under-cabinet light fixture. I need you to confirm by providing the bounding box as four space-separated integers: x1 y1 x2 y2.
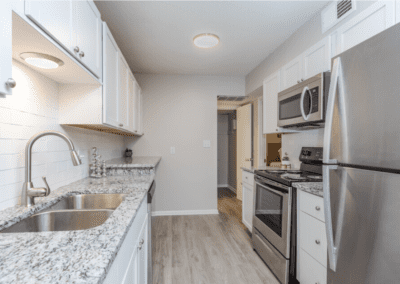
20 52 64 69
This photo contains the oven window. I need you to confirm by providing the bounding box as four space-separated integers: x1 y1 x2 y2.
255 184 283 237
279 93 302 120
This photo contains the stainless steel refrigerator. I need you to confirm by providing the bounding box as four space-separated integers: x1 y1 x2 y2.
323 22 400 283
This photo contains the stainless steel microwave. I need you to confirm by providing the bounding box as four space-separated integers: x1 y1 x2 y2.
278 72 330 129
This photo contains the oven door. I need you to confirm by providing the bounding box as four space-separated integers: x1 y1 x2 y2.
253 176 292 258
278 75 324 127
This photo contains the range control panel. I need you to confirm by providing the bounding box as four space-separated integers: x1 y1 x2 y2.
299 147 323 163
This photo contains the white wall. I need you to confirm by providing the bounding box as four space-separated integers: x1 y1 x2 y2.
0 60 126 210
126 74 245 214
217 114 229 186
245 1 375 166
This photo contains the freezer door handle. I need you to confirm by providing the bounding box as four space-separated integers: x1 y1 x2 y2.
323 57 341 164
323 165 338 271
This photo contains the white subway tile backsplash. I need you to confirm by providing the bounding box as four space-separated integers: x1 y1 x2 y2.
0 60 126 210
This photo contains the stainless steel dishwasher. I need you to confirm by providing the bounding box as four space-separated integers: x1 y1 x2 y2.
148 181 155 284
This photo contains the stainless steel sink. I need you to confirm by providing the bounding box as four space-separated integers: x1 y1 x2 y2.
0 194 127 233
0 210 113 233
42 193 127 212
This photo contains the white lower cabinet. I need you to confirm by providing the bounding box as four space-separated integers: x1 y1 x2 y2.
104 197 149 284
241 170 254 231
297 190 327 283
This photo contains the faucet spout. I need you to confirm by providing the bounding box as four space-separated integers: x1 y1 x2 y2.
22 131 82 207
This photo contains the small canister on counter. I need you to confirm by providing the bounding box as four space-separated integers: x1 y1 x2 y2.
281 152 291 169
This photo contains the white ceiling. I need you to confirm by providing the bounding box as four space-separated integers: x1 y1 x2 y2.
95 1 328 76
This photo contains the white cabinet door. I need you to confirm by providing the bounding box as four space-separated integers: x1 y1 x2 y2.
242 180 253 231
137 214 149 284
280 55 302 91
263 71 297 134
303 36 331 80
397 0 400 23
127 73 137 133
335 1 395 54
122 246 138 284
25 0 73 52
0 1 13 95
72 0 102 78
103 23 119 128
136 85 143 134
118 54 129 129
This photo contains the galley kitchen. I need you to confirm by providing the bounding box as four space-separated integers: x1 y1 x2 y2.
1 1 400 284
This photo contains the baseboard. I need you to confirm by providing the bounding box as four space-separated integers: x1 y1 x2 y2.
227 185 236 193
217 184 229 188
152 209 219 217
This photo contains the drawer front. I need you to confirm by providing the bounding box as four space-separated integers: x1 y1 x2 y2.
299 190 325 222
242 170 254 186
299 211 327 267
299 249 327 284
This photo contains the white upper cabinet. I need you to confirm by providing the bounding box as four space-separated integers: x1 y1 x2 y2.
335 1 395 54
103 23 119 128
280 54 303 91
136 85 143 134
25 0 102 79
118 54 129 129
397 0 400 23
263 71 298 134
0 1 13 95
72 0 102 79
127 73 137 133
303 36 331 80
25 0 72 51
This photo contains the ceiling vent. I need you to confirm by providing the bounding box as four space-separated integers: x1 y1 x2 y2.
217 96 246 102
321 0 356 33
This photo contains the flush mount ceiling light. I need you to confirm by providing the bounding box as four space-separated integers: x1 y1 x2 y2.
20 52 64 69
193 33 220 49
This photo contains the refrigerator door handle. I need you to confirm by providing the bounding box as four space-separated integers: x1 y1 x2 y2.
323 57 341 164
323 165 338 271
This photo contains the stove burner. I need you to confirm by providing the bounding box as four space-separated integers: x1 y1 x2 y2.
286 170 302 174
268 170 285 173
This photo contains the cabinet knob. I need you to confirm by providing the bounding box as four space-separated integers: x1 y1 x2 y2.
119 123 123 127
79 51 85 58
6 78 16 88
315 239 321 245
276 128 278 131
297 80 300 84
139 239 144 245
301 78 304 82
74 46 80 53
315 206 321 211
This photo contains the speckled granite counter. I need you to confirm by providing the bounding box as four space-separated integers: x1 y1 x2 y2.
0 173 154 284
106 156 161 168
293 182 323 197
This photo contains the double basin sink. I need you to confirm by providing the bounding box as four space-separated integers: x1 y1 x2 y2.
1 194 127 234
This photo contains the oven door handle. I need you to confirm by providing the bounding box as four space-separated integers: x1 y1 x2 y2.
255 182 287 197
300 86 311 120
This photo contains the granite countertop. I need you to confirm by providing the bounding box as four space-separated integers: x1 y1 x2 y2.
293 182 323 197
0 174 154 284
106 156 161 168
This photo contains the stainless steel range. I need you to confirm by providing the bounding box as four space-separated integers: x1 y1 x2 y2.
253 147 323 284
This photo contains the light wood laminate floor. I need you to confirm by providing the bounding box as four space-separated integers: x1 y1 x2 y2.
152 189 279 284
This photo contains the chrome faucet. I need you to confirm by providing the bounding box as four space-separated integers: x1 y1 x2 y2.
21 131 82 207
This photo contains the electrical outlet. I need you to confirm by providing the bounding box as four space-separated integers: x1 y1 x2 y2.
203 140 211 148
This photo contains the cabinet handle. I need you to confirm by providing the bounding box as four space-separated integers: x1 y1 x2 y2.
315 206 321 211
79 51 85 58
6 78 16 88
315 239 321 245
119 123 123 127
74 46 80 53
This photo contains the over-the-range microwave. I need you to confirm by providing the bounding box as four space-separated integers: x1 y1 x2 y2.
278 72 331 129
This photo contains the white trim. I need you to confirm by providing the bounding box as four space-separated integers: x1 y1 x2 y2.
257 98 265 168
152 209 219 217
227 185 236 193
217 184 229 188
